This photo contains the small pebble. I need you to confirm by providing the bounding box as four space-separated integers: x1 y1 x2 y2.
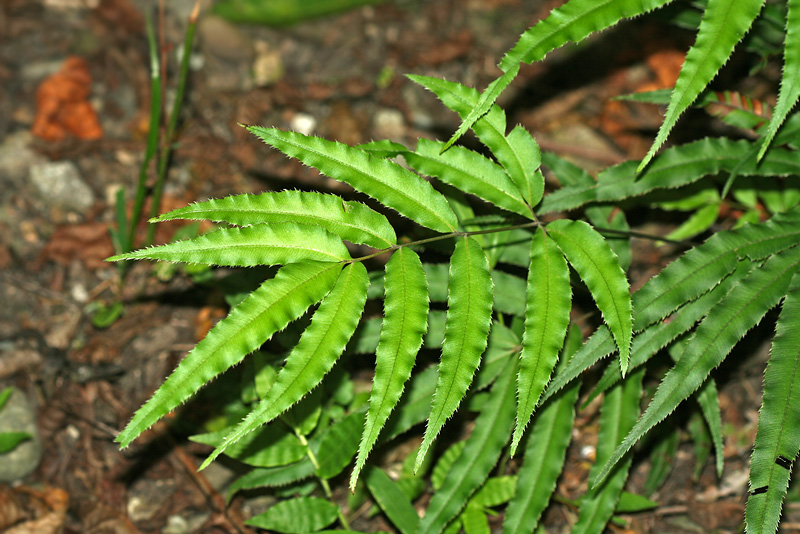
30 160 96 213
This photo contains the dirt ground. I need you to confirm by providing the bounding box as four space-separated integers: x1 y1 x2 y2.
0 0 796 532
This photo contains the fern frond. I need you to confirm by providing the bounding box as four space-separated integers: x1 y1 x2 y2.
200 261 369 469
503 326 582 534
505 126 544 208
641 0 765 170
418 359 518 534
417 237 493 471
108 222 351 265
695 376 725 477
365 466 420 534
594 244 800 487
745 271 800 534
151 190 397 249
547 219 633 374
405 138 531 218
573 367 644 534
352 248 429 489
247 126 458 233
512 228 571 455
227 460 315 503
115 261 343 448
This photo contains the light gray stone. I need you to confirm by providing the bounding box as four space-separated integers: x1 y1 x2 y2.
30 160 96 213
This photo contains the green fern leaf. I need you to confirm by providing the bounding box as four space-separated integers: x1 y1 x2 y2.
151 190 396 249
405 138 531 218
491 270 527 316
190 423 305 467
247 126 458 233
500 0 675 69
200 262 369 469
745 271 800 534
512 228 571 455
641 0 765 170
246 497 339 533
316 409 364 479
417 237 493 471
505 126 544 208
573 367 644 534
503 326 582 534
108 222 351 265
227 460 315 503
352 248 429 489
365 466 420 534
695 376 725 477
418 359 518 534
116 261 343 448
547 219 633 374
594 245 800 487
759 0 800 159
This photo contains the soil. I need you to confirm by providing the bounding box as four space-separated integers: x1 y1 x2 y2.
0 0 795 533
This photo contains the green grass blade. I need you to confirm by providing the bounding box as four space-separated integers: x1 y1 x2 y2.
418 359 518 534
512 228 571 455
247 126 457 233
365 466 421 534
405 138 531 218
201 262 369 469
109 222 351 265
547 219 632 374
573 367 644 534
641 0 765 170
503 326 582 534
116 261 343 448
758 0 800 159
745 271 800 534
152 190 397 249
504 126 544 208
352 248 429 489
417 237 493 471
246 497 339 533
594 245 800 487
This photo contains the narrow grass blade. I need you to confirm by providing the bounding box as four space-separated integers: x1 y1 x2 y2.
512 228 571 455
352 248 428 489
547 219 632 374
109 222 351 265
416 237 493 471
745 271 800 534
153 190 397 249
248 127 458 233
594 245 800 487
116 261 343 448
201 262 369 469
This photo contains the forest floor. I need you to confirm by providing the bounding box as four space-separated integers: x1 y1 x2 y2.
0 0 795 532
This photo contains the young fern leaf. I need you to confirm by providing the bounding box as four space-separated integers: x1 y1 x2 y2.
546 219 633 374
405 138 531 219
503 326 582 534
108 222 351 265
417 237 493 471
758 0 800 160
573 367 644 534
151 190 396 249
200 262 369 469
505 126 544 208
418 359 518 534
352 248 429 490
447 0 675 149
594 245 800 488
247 126 458 233
641 0 765 170
116 261 343 448
512 228 571 456
745 271 800 534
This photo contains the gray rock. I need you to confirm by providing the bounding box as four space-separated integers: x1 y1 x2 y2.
0 388 42 482
29 160 96 213
0 131 46 187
